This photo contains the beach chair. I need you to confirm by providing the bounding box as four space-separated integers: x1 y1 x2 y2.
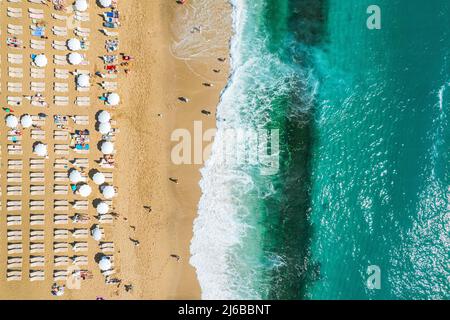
54 144 69 155
7 82 22 93
31 68 45 79
72 228 89 239
7 143 23 154
54 242 69 253
30 256 45 268
7 270 22 281
52 13 67 21
30 243 45 254
54 185 69 195
54 229 69 240
7 172 22 183
52 40 67 51
72 256 88 267
8 53 23 64
8 67 23 78
73 200 88 210
7 7 22 18
7 257 23 269
7 215 22 226
31 129 46 140
54 130 69 141
52 26 67 37
8 24 23 35
55 68 69 79
54 199 69 211
7 185 22 196
54 96 69 106
54 82 69 92
54 214 69 225
100 242 115 254
54 256 70 267
30 214 45 226
31 82 45 92
30 185 45 196
30 199 45 210
7 230 23 241
54 270 68 281
75 96 90 107
8 243 23 254
30 158 45 169
30 39 45 50
75 11 89 22
72 158 89 169
29 270 45 282
72 242 88 252
30 230 45 241
30 172 45 183
8 159 23 170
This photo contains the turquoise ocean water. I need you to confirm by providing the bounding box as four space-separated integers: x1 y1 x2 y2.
190 0 450 299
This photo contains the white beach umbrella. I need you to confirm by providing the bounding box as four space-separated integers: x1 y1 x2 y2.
34 54 48 67
102 185 115 199
74 0 88 12
98 257 112 271
67 38 82 51
97 110 111 123
96 202 109 215
68 52 83 65
78 184 92 197
107 93 120 106
98 122 111 134
5 115 19 128
34 143 47 157
20 114 33 128
77 74 90 87
92 172 105 185
101 141 114 154
99 0 112 8
92 226 102 241
69 170 83 184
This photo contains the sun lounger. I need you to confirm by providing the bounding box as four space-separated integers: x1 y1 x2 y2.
72 228 89 239
54 200 69 211
30 185 45 196
55 68 69 79
54 214 69 225
72 242 88 252
54 185 69 195
7 82 22 93
7 215 22 226
7 7 22 18
8 67 23 78
54 256 70 267
54 229 69 240
30 39 45 50
52 26 68 37
54 242 69 253
7 230 23 241
100 242 115 253
8 53 23 64
54 130 69 141
30 199 45 210
54 173 70 182
30 242 45 254
54 96 69 106
30 158 45 169
30 214 45 226
8 159 23 170
30 257 45 268
75 11 89 22
7 257 23 269
30 230 45 241
7 172 22 183
30 172 45 183
99 214 114 224
7 185 22 196
8 243 23 254
54 82 69 92
31 129 46 140
7 270 22 281
8 24 23 35
72 256 88 266
75 27 90 37
31 68 45 79
8 144 23 155
73 200 88 210
30 269 45 281
54 144 69 155
52 13 67 21
54 270 68 281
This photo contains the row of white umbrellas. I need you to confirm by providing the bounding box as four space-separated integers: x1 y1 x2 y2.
74 0 112 11
31 141 114 157
5 114 33 128
34 53 84 67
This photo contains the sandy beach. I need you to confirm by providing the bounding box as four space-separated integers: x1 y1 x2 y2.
0 0 231 299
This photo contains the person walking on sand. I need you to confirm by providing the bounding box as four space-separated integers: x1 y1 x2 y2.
169 177 179 184
170 254 181 262
143 205 152 213
178 96 189 103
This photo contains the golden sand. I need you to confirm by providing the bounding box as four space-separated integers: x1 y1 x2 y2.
0 0 231 299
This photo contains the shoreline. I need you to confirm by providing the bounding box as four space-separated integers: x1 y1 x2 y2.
109 0 232 299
